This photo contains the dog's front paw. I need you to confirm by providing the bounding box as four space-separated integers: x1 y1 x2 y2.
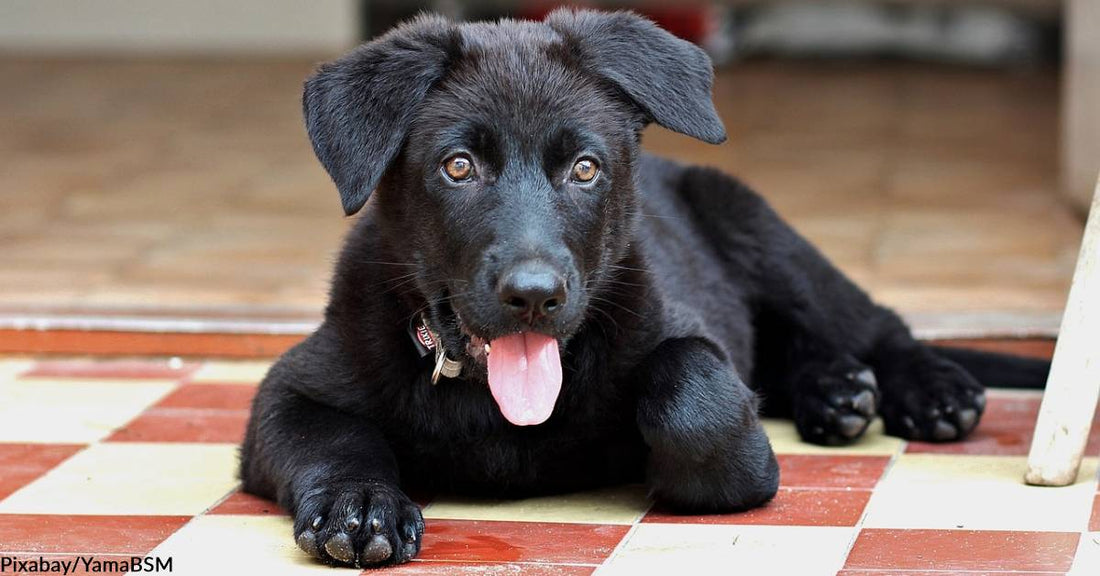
793 356 880 446
293 480 424 568
880 355 985 442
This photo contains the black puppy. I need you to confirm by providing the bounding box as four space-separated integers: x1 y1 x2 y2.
241 8 1045 568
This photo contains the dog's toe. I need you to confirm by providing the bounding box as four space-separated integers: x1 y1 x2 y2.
931 420 958 441
836 414 870 439
957 408 979 431
296 529 320 558
850 389 876 416
323 532 355 564
361 534 393 564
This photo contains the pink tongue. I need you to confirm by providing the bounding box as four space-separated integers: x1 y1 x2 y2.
487 332 562 426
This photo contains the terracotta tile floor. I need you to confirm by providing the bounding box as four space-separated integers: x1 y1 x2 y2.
0 58 1082 337
0 356 1098 575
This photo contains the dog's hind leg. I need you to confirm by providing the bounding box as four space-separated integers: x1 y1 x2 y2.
633 337 780 512
742 210 985 444
745 227 985 444
676 168 984 444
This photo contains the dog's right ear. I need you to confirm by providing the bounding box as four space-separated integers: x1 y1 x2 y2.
304 15 459 215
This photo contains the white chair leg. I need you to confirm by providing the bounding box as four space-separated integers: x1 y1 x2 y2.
1025 177 1100 486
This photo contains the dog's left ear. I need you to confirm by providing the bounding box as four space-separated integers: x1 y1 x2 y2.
546 9 726 144
304 15 459 215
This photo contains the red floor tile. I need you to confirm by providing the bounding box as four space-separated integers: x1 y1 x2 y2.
0 329 302 359
390 562 595 575
907 394 1100 456
1091 493 1100 532
22 359 198 380
153 383 256 410
18 364 263 445
844 529 1081 572
105 408 248 443
208 491 287 516
777 455 890 489
930 339 1054 361
418 520 629 564
643 488 871 527
106 383 257 443
0 515 190 555
0 444 85 501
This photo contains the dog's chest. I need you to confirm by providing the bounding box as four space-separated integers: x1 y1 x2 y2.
388 382 645 494
398 425 645 495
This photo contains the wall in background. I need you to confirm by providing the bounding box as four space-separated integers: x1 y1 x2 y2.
1064 0 1100 212
0 0 359 55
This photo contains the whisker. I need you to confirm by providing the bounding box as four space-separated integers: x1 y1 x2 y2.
599 278 646 288
625 211 686 221
379 272 419 288
404 302 432 324
588 295 643 319
606 264 650 274
395 278 463 299
359 260 420 267
587 304 622 335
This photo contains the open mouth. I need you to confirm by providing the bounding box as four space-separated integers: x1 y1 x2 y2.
442 294 564 427
454 312 490 365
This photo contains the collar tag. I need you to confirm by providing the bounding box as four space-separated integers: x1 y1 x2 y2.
408 316 437 358
409 315 462 384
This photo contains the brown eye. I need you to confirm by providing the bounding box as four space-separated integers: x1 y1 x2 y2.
571 158 598 183
443 154 473 181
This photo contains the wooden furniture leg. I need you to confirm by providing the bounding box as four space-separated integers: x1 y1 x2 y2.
1025 176 1100 486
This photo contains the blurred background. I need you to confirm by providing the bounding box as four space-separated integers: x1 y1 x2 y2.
1 0 1096 343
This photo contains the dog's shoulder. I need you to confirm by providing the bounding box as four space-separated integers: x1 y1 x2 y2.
326 208 406 317
634 152 773 251
637 152 765 212
315 210 428 388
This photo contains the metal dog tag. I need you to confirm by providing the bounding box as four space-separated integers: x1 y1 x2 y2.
431 347 463 384
412 314 463 384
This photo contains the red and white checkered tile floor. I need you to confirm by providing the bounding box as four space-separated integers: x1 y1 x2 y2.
0 357 1098 575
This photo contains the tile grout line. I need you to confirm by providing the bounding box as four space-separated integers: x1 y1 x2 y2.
594 490 655 573
11 359 229 560
191 356 249 516
87 367 193 445
143 476 240 560
198 484 244 517
834 434 908 571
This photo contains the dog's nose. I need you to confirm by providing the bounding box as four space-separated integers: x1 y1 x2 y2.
498 262 567 324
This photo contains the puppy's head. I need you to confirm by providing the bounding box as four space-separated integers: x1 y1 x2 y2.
305 9 724 425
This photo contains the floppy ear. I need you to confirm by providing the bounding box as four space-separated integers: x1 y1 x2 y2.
545 9 726 144
304 15 459 215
